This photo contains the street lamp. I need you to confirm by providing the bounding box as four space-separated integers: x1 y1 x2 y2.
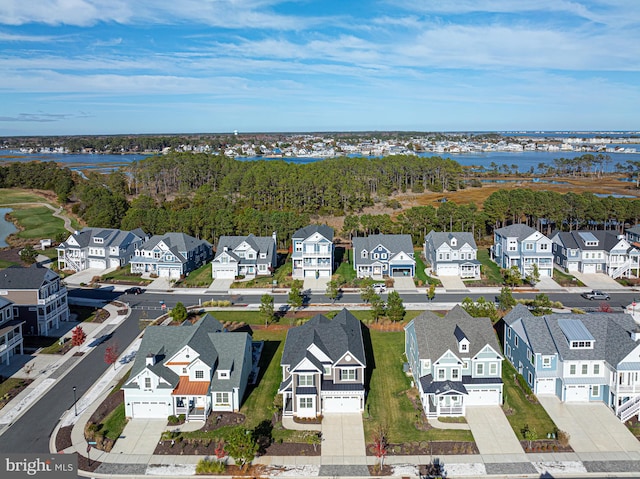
73 386 77 416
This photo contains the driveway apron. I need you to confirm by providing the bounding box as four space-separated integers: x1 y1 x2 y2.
321 413 366 462
538 395 640 453
110 419 167 455
465 406 524 455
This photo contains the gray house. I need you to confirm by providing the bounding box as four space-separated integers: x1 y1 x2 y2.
57 227 147 272
424 231 481 279
122 314 252 421
211 233 277 279
279 309 366 418
491 224 553 277
405 306 504 417
130 232 212 279
551 230 640 278
352 234 415 279
0 297 23 366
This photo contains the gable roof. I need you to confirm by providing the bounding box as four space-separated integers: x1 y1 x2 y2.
125 314 247 390
292 224 334 241
352 234 414 263
409 305 502 363
142 232 211 253
59 227 146 250
0 264 60 290
425 230 478 251
214 234 275 262
494 224 544 241
552 230 631 252
281 308 365 367
505 307 640 366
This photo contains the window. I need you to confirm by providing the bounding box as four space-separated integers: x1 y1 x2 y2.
525 243 533 251
507 328 511 339
506 345 511 357
460 343 468 352
528 371 533 385
260 253 266 259
542 357 551 368
195 370 204 379
570 341 593 349
540 243 549 250
490 363 498 376
295 242 302 252
593 364 600 375
461 360 468 369
381 253 387 259
476 363 484 375
452 369 459 380
340 369 357 381
514 336 519 347
592 385 600 397
437 369 445 380
215 392 229 404
144 377 151 389
298 375 314 386
373 253 379 259
299 397 313 409
570 364 576 375
361 250 367 258
323 365 331 375
94 237 103 244
182 368 187 374
581 364 588 375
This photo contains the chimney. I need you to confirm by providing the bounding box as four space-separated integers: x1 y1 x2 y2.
223 246 228 252
272 231 277 246
146 354 156 366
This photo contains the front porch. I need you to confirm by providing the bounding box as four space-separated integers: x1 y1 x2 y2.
173 396 210 421
423 393 465 418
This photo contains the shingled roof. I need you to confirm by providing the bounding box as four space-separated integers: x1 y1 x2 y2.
292 224 334 241
281 309 365 368
0 264 60 290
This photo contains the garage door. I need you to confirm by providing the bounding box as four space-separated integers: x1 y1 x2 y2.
304 270 316 277
319 270 331 278
89 259 106 269
131 401 168 418
466 388 501 406
536 378 556 395
160 268 181 278
322 396 361 413
215 268 236 279
392 268 412 277
565 385 589 402
437 265 459 276
583 264 597 274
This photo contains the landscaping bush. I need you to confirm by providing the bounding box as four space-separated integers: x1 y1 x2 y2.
196 458 226 474
516 373 534 397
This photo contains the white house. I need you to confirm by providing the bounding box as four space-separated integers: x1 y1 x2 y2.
491 224 553 277
212 233 277 279
291 225 334 278
424 231 481 279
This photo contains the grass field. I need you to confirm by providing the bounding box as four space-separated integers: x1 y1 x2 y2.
0 189 51 205
101 268 152 285
477 249 503 285
9 206 66 239
178 262 212 287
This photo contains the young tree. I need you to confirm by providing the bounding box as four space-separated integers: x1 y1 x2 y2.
214 439 226 460
497 286 516 311
326 280 340 303
370 296 385 322
104 342 119 370
20 245 38 265
71 325 86 347
304 431 321 452
427 283 436 302
225 426 259 470
259 294 275 325
287 280 304 316
503 266 522 287
531 293 553 316
525 263 540 286
170 302 188 322
360 279 376 304
386 291 405 322
372 424 389 468
461 297 499 323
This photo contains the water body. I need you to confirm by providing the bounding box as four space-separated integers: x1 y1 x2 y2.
0 208 18 247
2 149 639 173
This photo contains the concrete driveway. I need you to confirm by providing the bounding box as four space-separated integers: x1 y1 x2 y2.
208 278 233 292
572 271 627 290
110 419 168 455
538 395 640 453
465 406 524 455
321 413 366 460
303 276 330 293
64 268 111 286
392 276 417 292
438 275 468 292
535 275 564 291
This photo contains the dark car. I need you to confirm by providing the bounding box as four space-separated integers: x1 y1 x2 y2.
124 287 144 295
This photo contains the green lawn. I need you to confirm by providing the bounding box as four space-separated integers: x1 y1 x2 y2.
0 259 19 268
101 403 127 441
0 189 51 205
553 268 585 287
502 360 557 439
0 378 26 398
364 330 473 443
477 249 503 285
9 206 67 239
334 249 357 284
177 262 212 287
326 309 423 324
101 267 152 285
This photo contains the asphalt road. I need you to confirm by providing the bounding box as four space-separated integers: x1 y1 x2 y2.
0 308 145 454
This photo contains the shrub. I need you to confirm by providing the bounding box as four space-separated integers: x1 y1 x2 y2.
557 429 570 447
195 459 226 474
168 415 180 425
516 373 533 396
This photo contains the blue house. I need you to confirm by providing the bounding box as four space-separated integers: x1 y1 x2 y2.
503 304 640 422
352 234 415 279
405 306 503 417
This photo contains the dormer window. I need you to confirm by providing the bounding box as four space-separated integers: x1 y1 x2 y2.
260 253 267 259
570 340 593 349
460 343 468 353
450 237 457 247
362 250 368 258
195 370 204 379
218 370 229 379
94 237 103 244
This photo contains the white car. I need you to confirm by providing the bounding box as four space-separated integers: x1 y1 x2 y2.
373 284 386 294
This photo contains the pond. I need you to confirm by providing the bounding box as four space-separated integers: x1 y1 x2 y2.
0 208 18 247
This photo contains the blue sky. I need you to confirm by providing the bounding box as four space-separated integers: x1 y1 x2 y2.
1 0 639 135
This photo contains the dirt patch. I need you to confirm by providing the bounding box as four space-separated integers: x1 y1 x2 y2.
264 441 320 456
368 440 479 455
55 425 73 452
0 247 22 264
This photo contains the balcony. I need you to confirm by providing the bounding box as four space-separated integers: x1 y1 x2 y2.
614 384 640 395
0 333 23 353
38 286 67 305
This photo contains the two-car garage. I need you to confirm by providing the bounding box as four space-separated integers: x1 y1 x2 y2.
322 395 363 413
466 388 502 406
130 401 171 419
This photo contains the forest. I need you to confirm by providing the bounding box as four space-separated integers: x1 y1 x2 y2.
1 153 640 248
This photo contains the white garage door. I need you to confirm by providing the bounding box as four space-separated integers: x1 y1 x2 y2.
583 264 597 274
132 401 168 418
89 259 106 269
215 268 236 279
304 270 316 277
322 396 361 413
466 388 501 406
536 378 556 395
109 258 121 268
319 270 331 278
437 265 459 276
160 268 181 279
565 385 589 402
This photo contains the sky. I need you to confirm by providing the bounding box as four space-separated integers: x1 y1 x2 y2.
0 0 639 136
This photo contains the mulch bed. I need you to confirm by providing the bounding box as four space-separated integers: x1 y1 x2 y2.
77 455 101 473
92 308 110 323
368 441 479 455
263 442 320 456
55 425 73 451
0 378 33 409
368 464 393 476
521 439 573 453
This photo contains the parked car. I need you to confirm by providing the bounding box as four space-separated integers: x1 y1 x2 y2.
581 290 611 300
124 287 144 295
373 284 386 294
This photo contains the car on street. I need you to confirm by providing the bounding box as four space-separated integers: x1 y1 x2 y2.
581 290 611 300
373 284 386 294
124 287 144 295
